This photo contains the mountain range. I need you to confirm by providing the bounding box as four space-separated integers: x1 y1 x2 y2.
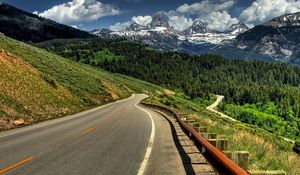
0 3 300 65
92 12 300 65
92 13 249 54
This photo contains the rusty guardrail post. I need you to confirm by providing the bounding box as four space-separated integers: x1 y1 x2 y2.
201 133 218 139
208 139 229 151
224 151 249 170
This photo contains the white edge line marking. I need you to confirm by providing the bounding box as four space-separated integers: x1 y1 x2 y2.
135 101 155 175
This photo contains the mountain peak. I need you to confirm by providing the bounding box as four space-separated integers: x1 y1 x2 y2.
128 22 145 31
149 12 170 28
229 22 249 30
184 19 211 35
264 12 300 27
192 19 206 27
225 22 249 35
91 28 112 36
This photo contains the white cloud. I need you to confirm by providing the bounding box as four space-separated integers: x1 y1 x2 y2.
203 11 239 31
109 16 152 31
109 0 239 32
164 11 194 31
35 0 121 25
173 0 237 31
239 0 300 26
110 12 194 31
132 15 152 26
176 0 235 15
109 21 131 31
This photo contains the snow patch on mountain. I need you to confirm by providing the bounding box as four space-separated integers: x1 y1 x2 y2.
179 33 235 45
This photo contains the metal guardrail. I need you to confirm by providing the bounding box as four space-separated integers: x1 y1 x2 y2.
141 102 250 175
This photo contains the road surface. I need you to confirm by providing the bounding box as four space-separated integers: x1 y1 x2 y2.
0 94 186 175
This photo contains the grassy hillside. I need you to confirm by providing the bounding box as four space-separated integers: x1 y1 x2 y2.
0 35 163 131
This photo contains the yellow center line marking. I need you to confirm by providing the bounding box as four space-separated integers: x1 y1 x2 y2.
0 156 33 174
83 127 96 134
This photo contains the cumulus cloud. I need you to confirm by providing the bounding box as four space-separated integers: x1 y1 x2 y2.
203 11 239 31
131 15 152 26
109 0 240 32
240 0 300 26
176 0 235 15
109 21 131 31
173 0 237 31
35 0 121 25
164 11 194 31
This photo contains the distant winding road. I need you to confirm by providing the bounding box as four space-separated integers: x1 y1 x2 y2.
0 94 186 175
206 95 236 122
207 95 295 144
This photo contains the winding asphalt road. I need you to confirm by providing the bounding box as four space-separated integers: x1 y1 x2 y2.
0 94 186 175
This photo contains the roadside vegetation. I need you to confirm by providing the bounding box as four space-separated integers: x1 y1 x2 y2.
218 102 300 140
145 93 300 175
0 35 163 131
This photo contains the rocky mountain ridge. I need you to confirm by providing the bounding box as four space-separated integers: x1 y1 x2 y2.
234 12 300 64
92 13 249 53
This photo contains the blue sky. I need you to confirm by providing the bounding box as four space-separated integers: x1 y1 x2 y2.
2 0 300 31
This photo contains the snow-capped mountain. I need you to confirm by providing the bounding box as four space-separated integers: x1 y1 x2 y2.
91 28 113 38
224 22 249 35
91 13 249 54
178 20 248 45
128 22 145 31
234 12 300 63
92 12 300 65
183 19 212 35
148 13 171 28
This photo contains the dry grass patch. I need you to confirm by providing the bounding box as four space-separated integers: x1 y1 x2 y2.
0 50 81 129
163 89 175 95
189 113 300 175
101 80 120 100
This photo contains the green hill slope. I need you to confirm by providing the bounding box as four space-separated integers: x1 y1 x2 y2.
0 35 162 130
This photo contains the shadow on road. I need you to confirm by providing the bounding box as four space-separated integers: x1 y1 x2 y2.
156 111 197 175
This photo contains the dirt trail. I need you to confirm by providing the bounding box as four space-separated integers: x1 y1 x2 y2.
207 95 295 144
206 95 237 122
